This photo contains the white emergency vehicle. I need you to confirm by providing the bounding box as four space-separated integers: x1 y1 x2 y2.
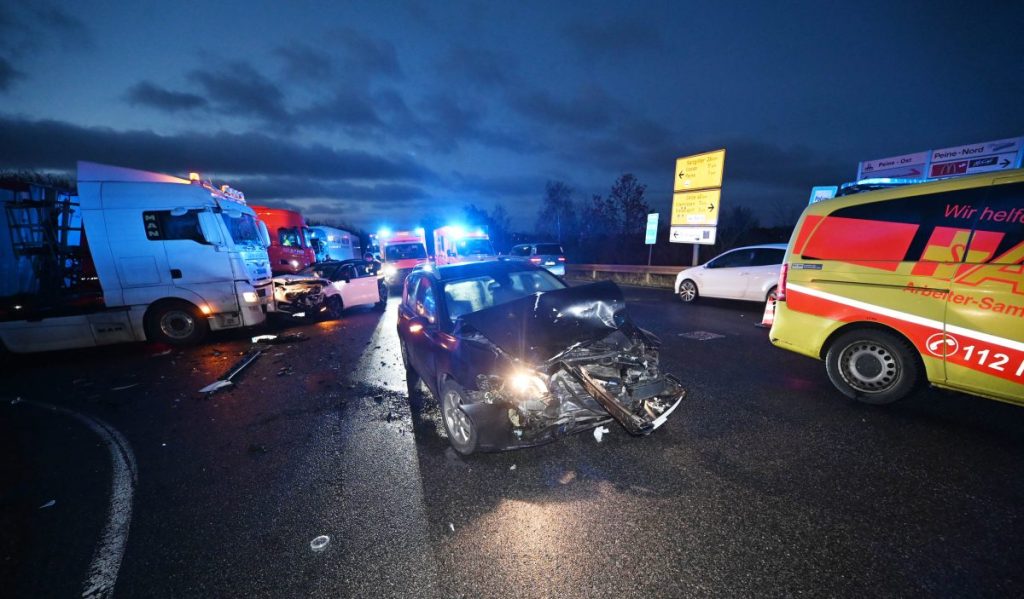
433 226 497 266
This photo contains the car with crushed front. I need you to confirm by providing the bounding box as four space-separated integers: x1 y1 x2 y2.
272 258 387 319
397 261 685 455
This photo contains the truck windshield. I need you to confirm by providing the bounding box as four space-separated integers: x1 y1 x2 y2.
384 243 427 261
221 213 264 247
457 238 495 256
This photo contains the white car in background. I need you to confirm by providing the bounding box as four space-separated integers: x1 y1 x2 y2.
674 243 786 304
273 259 387 318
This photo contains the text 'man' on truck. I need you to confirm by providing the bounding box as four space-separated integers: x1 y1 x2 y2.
0 162 274 352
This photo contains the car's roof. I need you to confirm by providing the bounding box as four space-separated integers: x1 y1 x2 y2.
414 260 547 282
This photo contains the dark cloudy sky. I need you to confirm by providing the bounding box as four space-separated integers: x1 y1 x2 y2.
1 0 1022 230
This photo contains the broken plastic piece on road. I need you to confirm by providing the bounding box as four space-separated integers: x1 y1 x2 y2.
509 464 517 471
310 535 330 552
11 397 23 405
448 523 455 532
559 471 577 484
198 380 232 393
593 426 610 442
150 349 173 357
111 384 140 391
39 499 56 509
251 334 278 343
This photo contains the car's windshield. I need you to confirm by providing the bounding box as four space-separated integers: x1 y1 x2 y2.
384 242 427 261
443 268 565 321
220 213 264 247
457 238 495 256
298 263 337 278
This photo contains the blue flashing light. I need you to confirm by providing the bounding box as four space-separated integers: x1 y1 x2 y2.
414 227 425 237
377 227 392 240
447 225 465 239
475 228 485 236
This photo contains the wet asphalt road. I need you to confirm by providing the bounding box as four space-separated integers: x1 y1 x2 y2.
2 284 1024 597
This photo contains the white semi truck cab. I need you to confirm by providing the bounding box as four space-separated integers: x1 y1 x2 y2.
0 161 274 352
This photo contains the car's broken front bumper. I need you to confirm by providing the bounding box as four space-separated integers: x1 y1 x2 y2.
461 369 686 452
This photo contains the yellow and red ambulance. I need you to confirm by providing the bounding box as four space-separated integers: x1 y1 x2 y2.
770 169 1024 405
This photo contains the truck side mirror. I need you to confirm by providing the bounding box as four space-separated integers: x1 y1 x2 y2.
197 212 226 246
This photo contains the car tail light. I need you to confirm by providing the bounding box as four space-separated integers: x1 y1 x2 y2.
409 322 424 333
557 256 566 262
529 257 542 264
776 263 788 302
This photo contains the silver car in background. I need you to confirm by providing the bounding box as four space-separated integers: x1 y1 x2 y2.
508 243 567 276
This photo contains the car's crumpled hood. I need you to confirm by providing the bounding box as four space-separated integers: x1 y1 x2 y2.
272 274 329 286
457 281 643 364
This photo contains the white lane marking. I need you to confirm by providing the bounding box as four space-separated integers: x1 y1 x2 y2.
788 283 1024 353
11 399 137 599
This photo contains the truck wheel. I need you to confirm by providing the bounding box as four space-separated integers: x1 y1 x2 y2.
145 300 208 346
324 295 344 320
440 379 478 455
375 282 388 310
678 280 698 303
825 329 921 405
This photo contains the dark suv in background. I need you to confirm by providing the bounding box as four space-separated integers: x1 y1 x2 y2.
508 243 566 276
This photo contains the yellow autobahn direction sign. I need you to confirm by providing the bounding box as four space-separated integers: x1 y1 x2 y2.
674 149 726 192
671 188 721 226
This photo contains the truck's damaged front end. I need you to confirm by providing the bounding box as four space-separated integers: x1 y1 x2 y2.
271 275 327 316
452 281 685 451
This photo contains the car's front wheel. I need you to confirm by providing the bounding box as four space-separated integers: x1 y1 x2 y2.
825 329 921 405
440 379 478 455
678 279 698 303
324 295 344 320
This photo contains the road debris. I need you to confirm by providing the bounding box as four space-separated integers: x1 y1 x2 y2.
559 471 577 485
150 349 173 357
593 426 610 443
198 349 263 394
509 464 517 471
111 384 140 391
251 334 278 344
448 523 455 532
310 535 330 552
39 499 56 509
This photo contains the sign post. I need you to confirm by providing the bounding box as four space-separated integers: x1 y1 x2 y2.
645 213 658 268
671 149 725 265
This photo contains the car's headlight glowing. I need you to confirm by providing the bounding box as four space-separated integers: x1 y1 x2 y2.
509 370 548 397
383 264 397 277
242 291 259 303
290 260 299 268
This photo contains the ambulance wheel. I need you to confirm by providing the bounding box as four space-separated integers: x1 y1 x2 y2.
678 280 698 303
825 329 920 405
145 300 208 346
440 379 478 455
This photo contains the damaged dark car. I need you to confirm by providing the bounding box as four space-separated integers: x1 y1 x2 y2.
397 261 685 454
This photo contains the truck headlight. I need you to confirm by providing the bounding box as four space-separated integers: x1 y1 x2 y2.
242 291 259 303
290 260 299 268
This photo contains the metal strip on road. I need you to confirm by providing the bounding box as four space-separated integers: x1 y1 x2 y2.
10 399 138 599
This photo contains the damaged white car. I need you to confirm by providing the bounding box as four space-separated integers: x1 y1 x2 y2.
273 259 387 318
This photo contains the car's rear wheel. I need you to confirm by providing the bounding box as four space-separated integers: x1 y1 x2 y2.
324 295 344 320
825 329 921 405
678 280 698 303
440 379 478 455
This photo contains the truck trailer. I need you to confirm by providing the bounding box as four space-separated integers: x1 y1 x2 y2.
0 162 274 352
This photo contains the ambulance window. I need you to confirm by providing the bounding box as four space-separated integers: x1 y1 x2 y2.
967 182 1024 264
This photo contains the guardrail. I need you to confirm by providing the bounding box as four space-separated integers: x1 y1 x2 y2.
566 263 685 288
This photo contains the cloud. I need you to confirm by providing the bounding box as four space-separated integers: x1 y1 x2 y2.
230 175 429 203
332 27 401 78
0 3 93 55
191 62 291 124
275 44 334 81
0 56 24 92
562 18 663 59
510 85 618 131
124 81 208 112
28 4 94 50
437 45 514 88
0 115 436 184
295 89 384 130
